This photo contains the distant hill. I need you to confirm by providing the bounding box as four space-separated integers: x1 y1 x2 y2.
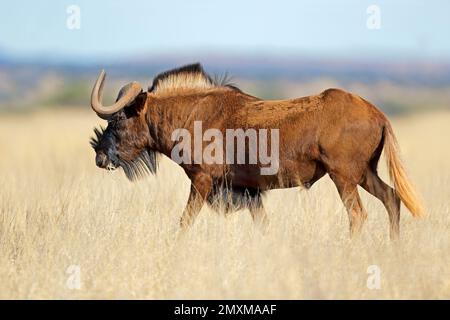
1 52 449 114
2 51 450 83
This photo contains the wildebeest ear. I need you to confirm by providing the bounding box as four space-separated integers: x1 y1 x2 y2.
124 90 146 118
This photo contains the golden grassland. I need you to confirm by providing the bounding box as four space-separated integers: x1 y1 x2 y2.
0 108 449 299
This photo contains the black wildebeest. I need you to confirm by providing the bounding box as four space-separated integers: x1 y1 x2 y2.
90 63 424 238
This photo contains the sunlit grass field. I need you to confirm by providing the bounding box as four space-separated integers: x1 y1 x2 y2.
0 109 449 299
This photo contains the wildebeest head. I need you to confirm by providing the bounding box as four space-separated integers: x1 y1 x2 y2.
90 70 157 181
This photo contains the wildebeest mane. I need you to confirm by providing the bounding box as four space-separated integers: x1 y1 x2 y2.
207 181 264 213
148 63 238 94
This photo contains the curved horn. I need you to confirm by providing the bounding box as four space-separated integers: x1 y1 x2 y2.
90 70 142 120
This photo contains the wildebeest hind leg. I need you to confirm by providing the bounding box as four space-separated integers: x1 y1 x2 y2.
360 168 401 239
331 174 368 237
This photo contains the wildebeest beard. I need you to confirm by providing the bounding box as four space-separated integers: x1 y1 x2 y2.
90 126 158 181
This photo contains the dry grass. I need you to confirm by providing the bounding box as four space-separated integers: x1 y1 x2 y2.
0 109 449 299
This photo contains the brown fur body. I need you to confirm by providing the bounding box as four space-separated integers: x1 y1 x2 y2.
91 64 424 238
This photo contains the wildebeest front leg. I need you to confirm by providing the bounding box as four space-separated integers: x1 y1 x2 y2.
248 192 269 232
179 186 204 229
180 174 212 229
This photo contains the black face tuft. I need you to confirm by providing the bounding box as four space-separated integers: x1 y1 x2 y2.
90 125 120 168
90 126 106 149
90 125 158 181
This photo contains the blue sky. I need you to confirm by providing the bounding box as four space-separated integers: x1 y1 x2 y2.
1 0 449 61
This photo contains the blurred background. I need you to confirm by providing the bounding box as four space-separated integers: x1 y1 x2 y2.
1 0 449 115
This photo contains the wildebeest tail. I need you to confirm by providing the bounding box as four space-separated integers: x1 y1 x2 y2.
383 122 425 217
